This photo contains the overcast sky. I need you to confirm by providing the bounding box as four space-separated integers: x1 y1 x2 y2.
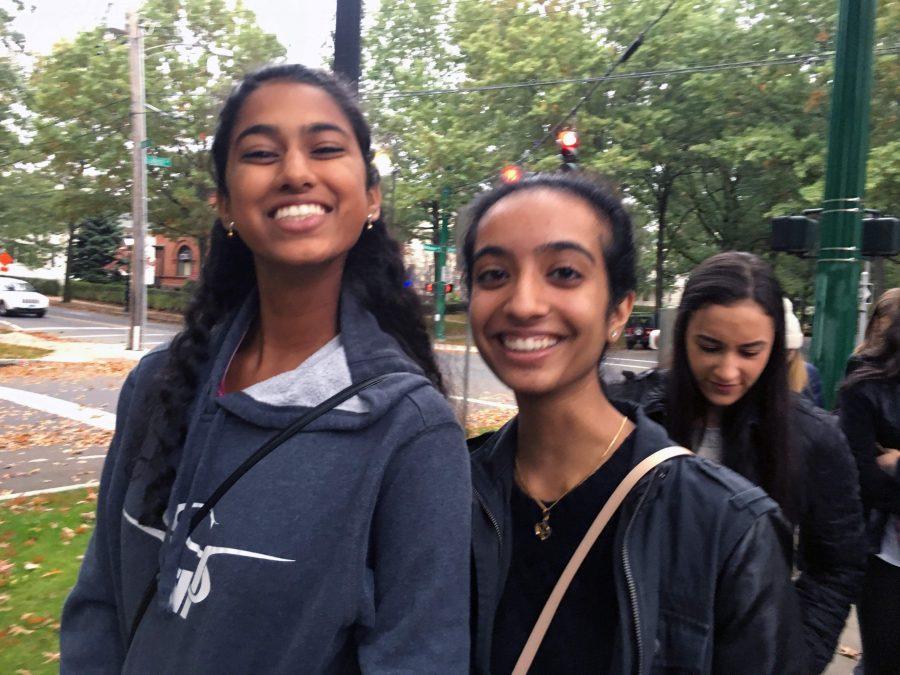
10 0 377 67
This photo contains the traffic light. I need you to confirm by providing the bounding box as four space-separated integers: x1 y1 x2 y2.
556 129 579 169
499 164 524 184
861 216 900 257
424 282 453 294
771 215 817 256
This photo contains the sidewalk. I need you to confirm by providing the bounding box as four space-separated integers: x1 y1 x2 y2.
0 324 149 363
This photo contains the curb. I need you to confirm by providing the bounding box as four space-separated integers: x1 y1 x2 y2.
50 298 183 325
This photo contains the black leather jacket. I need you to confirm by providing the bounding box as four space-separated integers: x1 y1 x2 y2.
470 402 807 674
837 374 900 545
609 371 866 674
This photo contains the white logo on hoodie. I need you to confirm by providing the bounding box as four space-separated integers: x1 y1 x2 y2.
123 503 294 619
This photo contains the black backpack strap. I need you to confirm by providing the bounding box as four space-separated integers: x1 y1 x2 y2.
127 373 389 649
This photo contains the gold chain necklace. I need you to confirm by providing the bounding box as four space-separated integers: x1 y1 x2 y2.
515 415 629 541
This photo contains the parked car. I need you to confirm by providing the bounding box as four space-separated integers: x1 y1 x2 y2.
0 277 49 317
624 313 657 349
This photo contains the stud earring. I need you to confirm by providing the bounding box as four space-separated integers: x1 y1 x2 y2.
226 221 236 238
610 330 619 340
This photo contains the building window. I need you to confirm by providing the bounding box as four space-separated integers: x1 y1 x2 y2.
176 246 194 277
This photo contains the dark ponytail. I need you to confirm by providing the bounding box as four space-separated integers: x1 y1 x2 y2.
137 64 442 526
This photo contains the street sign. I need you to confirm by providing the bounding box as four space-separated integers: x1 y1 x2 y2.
422 243 456 253
146 155 172 167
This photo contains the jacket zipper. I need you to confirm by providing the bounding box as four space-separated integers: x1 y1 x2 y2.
473 487 502 547
622 469 659 675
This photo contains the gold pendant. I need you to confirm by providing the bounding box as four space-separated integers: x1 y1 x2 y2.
534 513 552 541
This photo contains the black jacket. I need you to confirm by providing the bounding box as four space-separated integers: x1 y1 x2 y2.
836 374 900 546
609 371 866 674
470 402 807 674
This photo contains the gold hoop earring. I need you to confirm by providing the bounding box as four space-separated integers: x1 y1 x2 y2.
226 221 236 238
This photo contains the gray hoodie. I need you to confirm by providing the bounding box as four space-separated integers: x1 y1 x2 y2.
61 291 471 673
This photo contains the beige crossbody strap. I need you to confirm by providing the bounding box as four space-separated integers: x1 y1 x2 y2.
512 446 693 675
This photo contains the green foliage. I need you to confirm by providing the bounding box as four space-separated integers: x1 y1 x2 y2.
147 286 189 312
363 0 898 307
70 279 126 304
2 0 285 264
70 216 123 282
68 278 190 313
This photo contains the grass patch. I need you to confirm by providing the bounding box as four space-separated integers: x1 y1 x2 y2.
0 488 97 673
0 343 52 360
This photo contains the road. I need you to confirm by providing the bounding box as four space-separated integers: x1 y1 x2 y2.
2 303 179 347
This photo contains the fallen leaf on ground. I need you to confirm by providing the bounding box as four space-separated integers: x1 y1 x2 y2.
7 624 34 635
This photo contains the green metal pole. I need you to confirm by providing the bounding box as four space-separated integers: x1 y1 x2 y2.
810 0 877 408
434 186 451 341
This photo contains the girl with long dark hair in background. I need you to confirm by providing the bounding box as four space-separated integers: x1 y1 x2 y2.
60 64 471 672
838 288 900 675
612 251 866 673
466 174 805 674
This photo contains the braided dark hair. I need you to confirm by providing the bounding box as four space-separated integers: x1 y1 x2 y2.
137 64 442 526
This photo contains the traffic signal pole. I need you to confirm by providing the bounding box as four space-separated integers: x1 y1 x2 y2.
809 0 877 407
434 186 451 341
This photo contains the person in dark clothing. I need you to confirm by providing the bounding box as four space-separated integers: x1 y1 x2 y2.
837 287 900 675
609 252 866 674
60 65 471 672
464 174 806 674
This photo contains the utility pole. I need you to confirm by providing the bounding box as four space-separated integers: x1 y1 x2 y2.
334 0 362 92
127 11 148 351
809 0 877 406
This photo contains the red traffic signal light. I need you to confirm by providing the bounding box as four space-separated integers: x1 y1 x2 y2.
556 129 579 168
499 164 524 184
556 129 579 151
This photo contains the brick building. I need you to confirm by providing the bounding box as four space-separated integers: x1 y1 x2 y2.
152 234 201 288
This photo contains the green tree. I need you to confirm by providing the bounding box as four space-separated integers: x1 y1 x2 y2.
20 0 284 269
70 215 123 282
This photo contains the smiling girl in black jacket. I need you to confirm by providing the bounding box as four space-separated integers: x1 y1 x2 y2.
465 174 805 674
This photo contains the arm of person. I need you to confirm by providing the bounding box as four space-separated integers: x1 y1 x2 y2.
838 386 900 514
794 417 867 674
713 512 808 674
60 371 138 673
356 421 472 673
875 449 900 484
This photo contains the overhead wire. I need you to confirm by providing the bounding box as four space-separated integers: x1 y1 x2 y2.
444 0 680 195
363 46 898 99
